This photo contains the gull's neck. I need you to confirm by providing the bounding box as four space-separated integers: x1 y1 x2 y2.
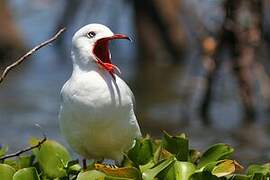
71 46 100 77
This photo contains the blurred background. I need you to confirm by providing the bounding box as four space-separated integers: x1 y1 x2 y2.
1 0 270 166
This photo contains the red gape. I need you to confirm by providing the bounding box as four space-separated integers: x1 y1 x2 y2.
96 60 118 79
92 34 130 80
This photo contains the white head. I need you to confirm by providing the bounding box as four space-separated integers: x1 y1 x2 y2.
71 23 130 75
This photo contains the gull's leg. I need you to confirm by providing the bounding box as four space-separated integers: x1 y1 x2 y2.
82 158 87 170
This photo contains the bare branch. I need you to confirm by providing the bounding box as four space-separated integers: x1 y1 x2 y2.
0 28 66 84
0 134 47 161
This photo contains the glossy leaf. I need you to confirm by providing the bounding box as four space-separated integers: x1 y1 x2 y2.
247 163 270 176
142 158 175 180
13 167 40 180
0 132 269 179
197 143 234 169
68 164 82 175
0 163 15 180
139 160 155 173
227 174 252 180
212 160 237 177
95 163 142 179
250 173 268 179
127 137 154 166
3 159 18 169
29 138 71 178
139 145 162 173
162 131 189 161
189 171 220 180
158 161 196 180
0 145 8 158
17 155 35 169
77 170 106 180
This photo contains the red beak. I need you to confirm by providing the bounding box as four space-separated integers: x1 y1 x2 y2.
99 34 131 41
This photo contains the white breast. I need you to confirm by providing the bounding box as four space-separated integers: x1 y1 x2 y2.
59 69 141 161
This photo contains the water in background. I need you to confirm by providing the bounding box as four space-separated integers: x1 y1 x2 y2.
0 0 270 165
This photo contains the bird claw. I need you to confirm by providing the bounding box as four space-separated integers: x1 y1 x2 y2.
105 164 118 169
95 162 118 169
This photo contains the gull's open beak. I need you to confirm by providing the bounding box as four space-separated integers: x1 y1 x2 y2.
92 33 131 79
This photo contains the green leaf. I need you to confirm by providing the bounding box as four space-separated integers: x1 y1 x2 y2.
66 159 82 175
77 170 106 180
13 167 40 180
17 155 35 169
162 131 189 161
67 164 82 175
127 137 154 166
67 159 80 167
247 163 270 176
250 173 267 180
189 171 220 180
139 160 155 173
153 144 162 163
3 159 18 169
142 157 175 180
29 138 71 178
0 163 15 180
78 167 141 180
104 177 135 180
139 145 162 173
95 164 142 179
158 161 196 180
197 143 234 169
212 160 237 177
0 145 8 158
227 174 252 180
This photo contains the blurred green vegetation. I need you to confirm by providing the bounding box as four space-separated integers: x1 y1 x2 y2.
0 132 269 180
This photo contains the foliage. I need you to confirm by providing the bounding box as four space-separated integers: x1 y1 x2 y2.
0 132 269 179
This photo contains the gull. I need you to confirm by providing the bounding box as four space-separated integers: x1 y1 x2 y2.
58 24 141 165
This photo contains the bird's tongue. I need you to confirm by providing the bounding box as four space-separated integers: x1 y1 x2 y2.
93 34 130 76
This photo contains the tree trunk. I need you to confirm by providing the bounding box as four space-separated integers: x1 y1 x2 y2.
200 0 261 124
132 0 186 64
0 0 24 65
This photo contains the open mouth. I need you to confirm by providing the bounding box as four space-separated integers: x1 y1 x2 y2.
92 34 130 76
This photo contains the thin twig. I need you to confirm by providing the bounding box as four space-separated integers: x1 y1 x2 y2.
0 133 47 161
0 124 46 161
0 28 66 84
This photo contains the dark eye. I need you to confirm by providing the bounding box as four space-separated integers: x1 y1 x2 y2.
87 31 96 38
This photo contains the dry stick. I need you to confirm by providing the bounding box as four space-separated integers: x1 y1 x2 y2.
0 29 65 159
0 124 47 161
0 135 47 161
0 27 66 84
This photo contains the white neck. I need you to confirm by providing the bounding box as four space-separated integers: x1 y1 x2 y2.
71 46 100 76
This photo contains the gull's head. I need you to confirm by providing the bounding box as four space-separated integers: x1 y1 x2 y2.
71 23 130 75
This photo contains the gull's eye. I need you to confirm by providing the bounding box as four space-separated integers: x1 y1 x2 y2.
87 31 96 38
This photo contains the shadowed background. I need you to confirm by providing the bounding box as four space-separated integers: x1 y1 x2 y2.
1 0 270 166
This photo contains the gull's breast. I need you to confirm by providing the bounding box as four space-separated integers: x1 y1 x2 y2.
58 71 140 160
